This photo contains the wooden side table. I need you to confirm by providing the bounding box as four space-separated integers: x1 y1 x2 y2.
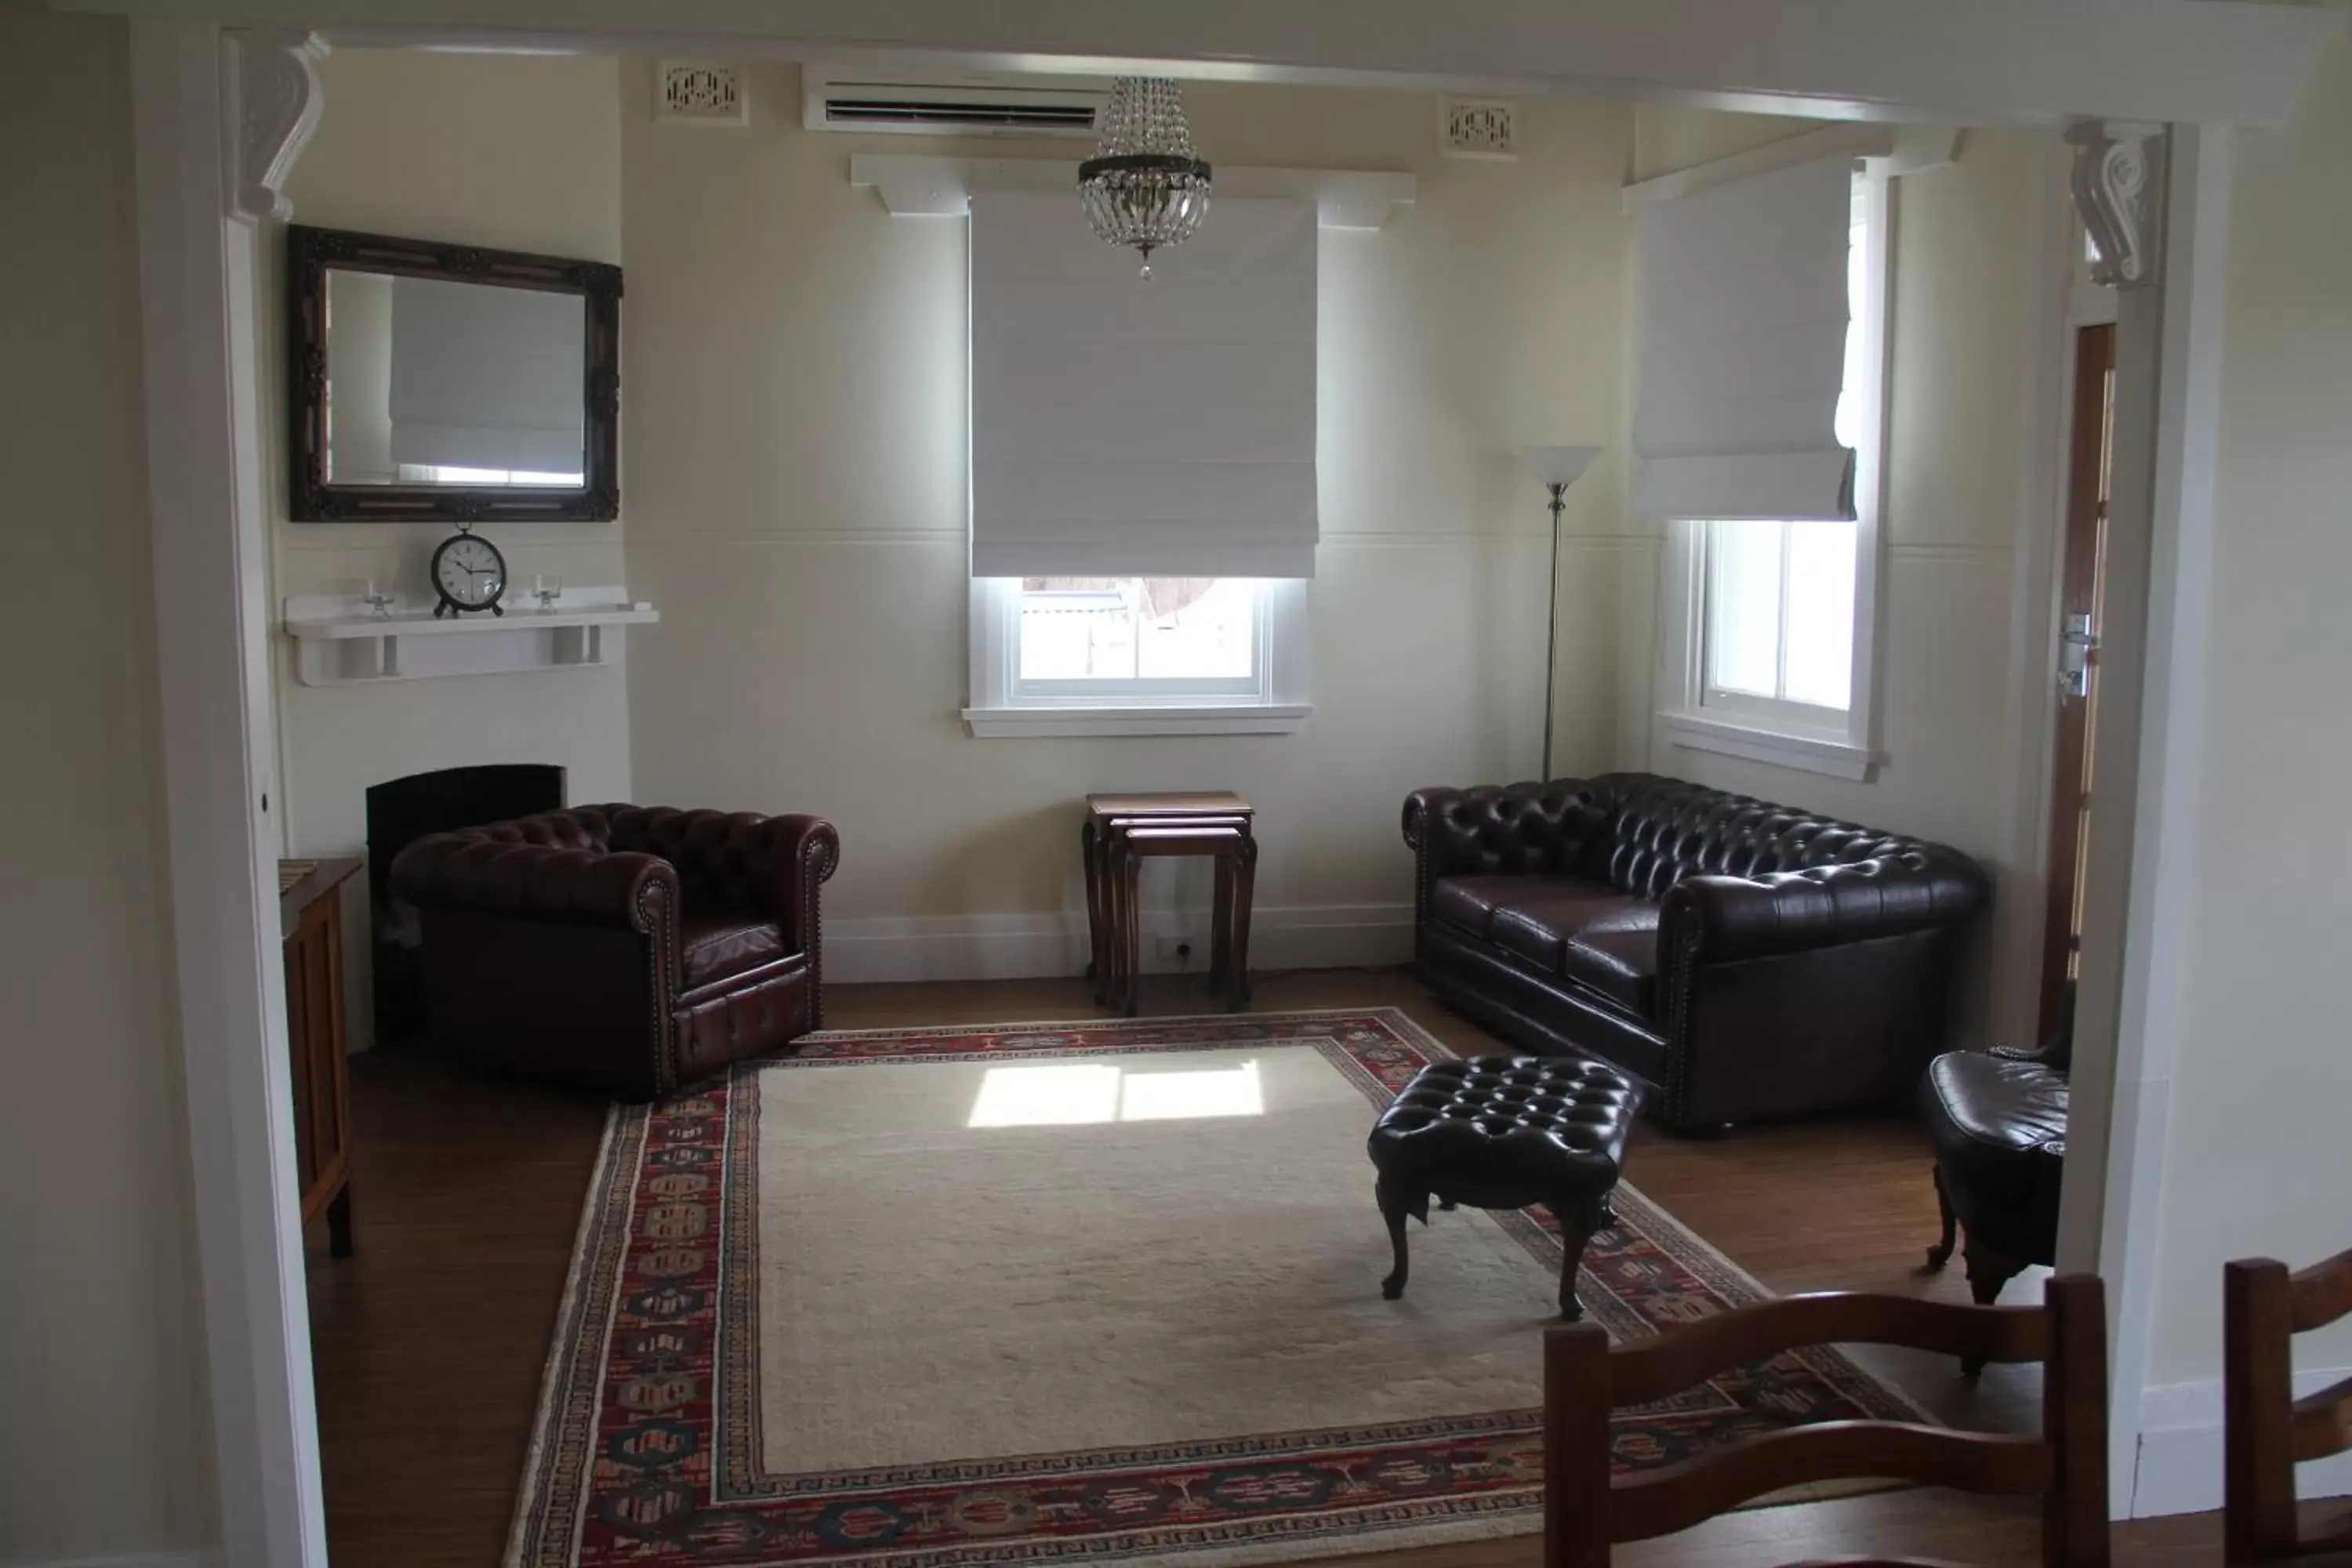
1081 793 1257 1014
281 857 361 1258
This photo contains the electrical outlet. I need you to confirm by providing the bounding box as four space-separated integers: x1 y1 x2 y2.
1155 936 1196 962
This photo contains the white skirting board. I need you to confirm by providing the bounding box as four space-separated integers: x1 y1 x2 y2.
2132 1367 2352 1515
822 903 1414 985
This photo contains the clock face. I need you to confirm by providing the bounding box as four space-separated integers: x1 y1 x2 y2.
434 533 505 609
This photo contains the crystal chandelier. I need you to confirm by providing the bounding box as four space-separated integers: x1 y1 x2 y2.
1077 78 1211 278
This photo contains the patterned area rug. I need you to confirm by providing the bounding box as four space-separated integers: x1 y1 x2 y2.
506 1008 1921 1567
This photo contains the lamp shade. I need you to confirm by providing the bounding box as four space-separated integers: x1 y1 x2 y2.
1519 445 1600 489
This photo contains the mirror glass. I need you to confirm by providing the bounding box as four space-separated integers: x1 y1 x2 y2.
321 270 587 487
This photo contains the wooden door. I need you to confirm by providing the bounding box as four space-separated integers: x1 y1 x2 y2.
2038 323 2117 1040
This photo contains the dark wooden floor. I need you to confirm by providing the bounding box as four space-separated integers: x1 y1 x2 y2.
304 970 2229 1567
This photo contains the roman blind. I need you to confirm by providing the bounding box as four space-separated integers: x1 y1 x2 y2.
969 190 1319 579
1633 157 1855 521
389 277 586 473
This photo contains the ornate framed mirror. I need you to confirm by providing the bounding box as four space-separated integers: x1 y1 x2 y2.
287 224 621 522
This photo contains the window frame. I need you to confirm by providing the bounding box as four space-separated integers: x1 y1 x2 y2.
1658 160 1894 782
964 576 1313 738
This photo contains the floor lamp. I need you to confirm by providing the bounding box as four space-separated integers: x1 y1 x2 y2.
1517 446 1600 782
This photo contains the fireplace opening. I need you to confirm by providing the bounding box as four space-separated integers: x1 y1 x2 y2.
365 764 565 1044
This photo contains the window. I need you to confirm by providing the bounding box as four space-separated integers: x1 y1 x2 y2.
1661 165 1890 779
966 576 1310 738
962 191 1317 739
1016 578 1258 693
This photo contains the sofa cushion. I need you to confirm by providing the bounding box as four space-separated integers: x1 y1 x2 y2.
680 914 787 989
1560 916 1660 1015
1484 884 1646 971
1431 874 1544 940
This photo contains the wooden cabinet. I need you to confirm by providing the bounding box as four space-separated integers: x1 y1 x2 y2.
281 858 360 1257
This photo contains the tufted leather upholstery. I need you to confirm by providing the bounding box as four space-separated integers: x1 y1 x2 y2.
1922 1050 2068 1276
390 805 840 1100
1402 773 1987 1133
1369 1055 1639 1208
1367 1054 1639 1319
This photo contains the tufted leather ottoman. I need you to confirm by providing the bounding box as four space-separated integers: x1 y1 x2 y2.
1920 1038 2068 1372
1367 1054 1640 1319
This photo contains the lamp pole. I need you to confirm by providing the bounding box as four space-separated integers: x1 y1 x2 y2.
1541 480 1567 782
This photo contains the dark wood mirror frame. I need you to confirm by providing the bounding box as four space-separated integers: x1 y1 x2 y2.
287 223 622 523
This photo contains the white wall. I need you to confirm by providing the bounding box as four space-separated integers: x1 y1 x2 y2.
619 65 1637 967
2145 15 2352 1397
1622 111 2050 1047
0 6 218 1563
273 49 633 866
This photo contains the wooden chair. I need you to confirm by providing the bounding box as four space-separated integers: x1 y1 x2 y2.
2225 1247 2352 1564
1544 1272 2110 1567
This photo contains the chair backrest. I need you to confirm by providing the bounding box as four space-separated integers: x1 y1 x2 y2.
1544 1273 2110 1568
2225 1247 2352 1564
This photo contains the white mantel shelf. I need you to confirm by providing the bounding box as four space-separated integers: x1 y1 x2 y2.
284 586 657 685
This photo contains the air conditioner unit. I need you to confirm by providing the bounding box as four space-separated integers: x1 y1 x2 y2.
801 68 1107 138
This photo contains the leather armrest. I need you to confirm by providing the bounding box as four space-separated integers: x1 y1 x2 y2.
1402 786 1478 862
1659 852 1987 964
749 813 841 951
390 835 677 931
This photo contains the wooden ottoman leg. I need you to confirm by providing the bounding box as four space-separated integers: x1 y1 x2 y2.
1958 1232 2030 1377
1377 1177 1426 1300
1546 1192 1610 1322
1924 1163 1958 1272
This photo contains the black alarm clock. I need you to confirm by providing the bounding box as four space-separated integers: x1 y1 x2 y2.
429 524 506 618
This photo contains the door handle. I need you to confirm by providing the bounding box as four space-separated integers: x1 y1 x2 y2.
2059 612 2099 699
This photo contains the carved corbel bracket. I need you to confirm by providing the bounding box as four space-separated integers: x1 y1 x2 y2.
2065 119 2164 291
223 29 329 226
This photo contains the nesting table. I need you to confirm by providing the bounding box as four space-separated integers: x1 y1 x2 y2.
1082 792 1257 1014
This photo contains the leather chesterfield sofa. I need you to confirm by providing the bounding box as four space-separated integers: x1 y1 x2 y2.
390 805 840 1100
1402 773 1986 1133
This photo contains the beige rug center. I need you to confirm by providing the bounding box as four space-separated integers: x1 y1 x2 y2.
753 1043 1567 1476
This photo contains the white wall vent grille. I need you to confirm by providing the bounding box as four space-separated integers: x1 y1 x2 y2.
1440 96 1518 161
658 61 748 125
803 70 1105 138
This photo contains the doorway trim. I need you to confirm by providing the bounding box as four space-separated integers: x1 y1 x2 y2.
129 20 332 1568
122 15 2284 1565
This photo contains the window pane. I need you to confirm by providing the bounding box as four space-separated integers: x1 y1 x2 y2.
1782 521 1857 710
1018 579 1135 680
1136 578 1254 680
1016 578 1254 683
1705 521 1783 698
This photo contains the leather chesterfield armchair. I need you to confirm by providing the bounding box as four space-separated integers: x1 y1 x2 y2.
1403 773 1987 1133
390 805 840 1100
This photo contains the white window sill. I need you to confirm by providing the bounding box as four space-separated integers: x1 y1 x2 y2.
963 703 1312 739
1660 710 1883 782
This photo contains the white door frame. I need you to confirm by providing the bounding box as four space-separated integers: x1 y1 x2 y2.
121 13 2273 1563
129 21 332 1568
2051 122 2236 1513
